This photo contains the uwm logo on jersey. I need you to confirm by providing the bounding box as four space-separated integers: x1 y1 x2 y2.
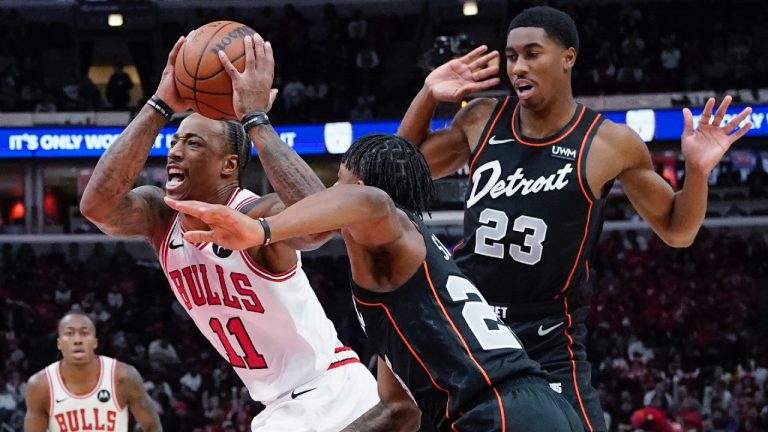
53 408 117 432
167 263 264 312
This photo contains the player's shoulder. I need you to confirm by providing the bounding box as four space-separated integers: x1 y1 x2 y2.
25 369 51 402
595 117 644 147
114 360 142 383
454 97 499 127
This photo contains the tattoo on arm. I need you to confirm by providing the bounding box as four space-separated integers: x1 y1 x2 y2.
122 365 162 432
341 401 418 432
81 105 169 239
251 124 325 206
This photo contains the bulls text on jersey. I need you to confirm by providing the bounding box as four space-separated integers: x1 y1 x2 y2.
53 408 117 432
167 263 264 312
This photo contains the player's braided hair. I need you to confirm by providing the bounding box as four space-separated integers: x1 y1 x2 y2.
508 6 579 53
221 120 252 186
341 134 435 219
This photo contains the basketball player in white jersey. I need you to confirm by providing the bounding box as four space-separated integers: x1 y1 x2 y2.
24 311 161 432
79 35 387 430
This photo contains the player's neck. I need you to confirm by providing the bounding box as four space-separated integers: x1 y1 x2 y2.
180 182 239 232
61 356 100 382
519 93 577 139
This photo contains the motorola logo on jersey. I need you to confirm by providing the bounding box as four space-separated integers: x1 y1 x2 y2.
467 161 573 208
212 244 233 258
97 389 111 403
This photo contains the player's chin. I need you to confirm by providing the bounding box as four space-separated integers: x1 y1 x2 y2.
164 182 190 201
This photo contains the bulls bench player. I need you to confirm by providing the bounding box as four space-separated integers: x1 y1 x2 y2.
24 311 161 432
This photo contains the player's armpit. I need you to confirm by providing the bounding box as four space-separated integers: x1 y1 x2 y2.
340 357 421 432
24 371 50 432
85 185 173 249
117 363 162 432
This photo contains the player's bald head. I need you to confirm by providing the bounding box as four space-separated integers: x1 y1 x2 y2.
58 311 96 334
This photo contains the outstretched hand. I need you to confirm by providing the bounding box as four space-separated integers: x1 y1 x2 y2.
682 96 752 174
425 45 500 103
218 34 278 120
164 197 265 250
155 36 191 113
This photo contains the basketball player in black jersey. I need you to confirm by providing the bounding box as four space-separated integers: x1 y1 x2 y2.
164 134 582 432
397 6 753 431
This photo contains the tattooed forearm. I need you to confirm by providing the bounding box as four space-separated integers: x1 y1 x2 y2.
251 124 325 205
80 105 167 237
341 402 419 432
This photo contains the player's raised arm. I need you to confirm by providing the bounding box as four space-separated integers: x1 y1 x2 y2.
80 36 188 246
117 363 162 432
398 46 500 179
23 371 50 432
341 357 421 432
164 184 404 250
616 96 752 247
218 34 331 249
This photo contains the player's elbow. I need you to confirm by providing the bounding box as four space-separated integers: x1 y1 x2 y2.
79 197 102 224
659 229 697 248
358 186 397 221
388 400 421 431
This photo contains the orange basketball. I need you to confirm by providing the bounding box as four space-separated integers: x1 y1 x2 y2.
174 21 255 120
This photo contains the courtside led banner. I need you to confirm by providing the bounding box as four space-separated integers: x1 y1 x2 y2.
0 105 764 158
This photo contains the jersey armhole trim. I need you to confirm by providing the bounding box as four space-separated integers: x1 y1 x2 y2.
576 114 605 204
113 360 125 411
239 250 298 282
158 213 179 270
469 96 510 176
44 367 53 416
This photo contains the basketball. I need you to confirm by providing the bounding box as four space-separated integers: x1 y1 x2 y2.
174 21 255 120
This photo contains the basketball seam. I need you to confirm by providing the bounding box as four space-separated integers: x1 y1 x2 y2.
182 97 234 117
176 77 233 95
195 52 246 81
193 23 238 117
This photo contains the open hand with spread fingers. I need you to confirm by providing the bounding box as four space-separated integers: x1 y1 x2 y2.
425 45 501 103
682 96 753 174
218 34 279 119
164 197 265 250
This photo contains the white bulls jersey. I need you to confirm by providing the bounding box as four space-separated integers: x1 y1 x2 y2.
45 356 128 432
159 188 354 403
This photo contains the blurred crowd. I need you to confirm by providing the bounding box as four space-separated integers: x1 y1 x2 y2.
1 227 767 431
2 1 767 121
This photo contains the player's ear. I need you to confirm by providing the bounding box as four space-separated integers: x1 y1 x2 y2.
563 47 576 71
222 154 238 177
356 179 365 186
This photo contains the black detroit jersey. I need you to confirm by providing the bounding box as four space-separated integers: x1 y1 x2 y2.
352 211 543 431
454 97 607 309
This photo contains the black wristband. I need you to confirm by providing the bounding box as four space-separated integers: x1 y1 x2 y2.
147 95 174 120
257 217 272 246
241 111 270 132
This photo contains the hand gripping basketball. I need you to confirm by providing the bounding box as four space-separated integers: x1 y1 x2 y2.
155 36 190 114
218 34 278 121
